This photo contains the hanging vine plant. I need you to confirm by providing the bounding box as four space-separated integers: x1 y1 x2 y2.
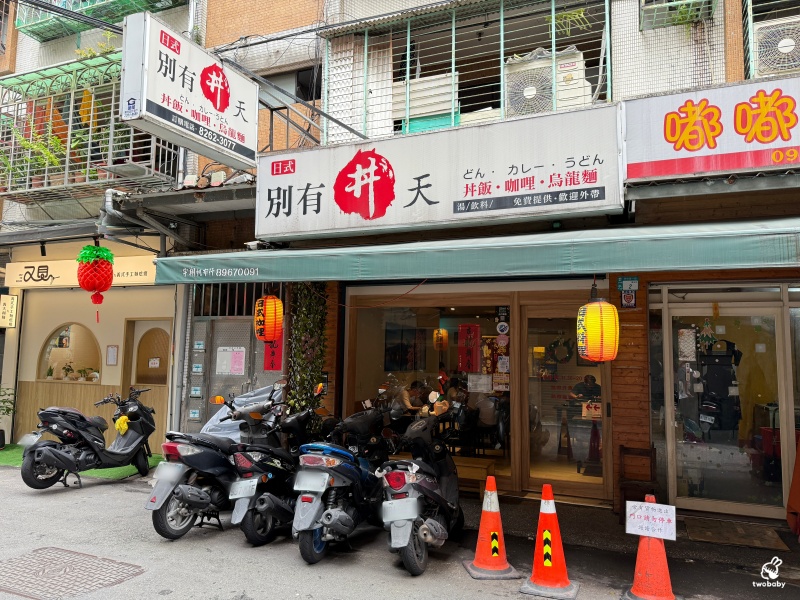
287 282 328 414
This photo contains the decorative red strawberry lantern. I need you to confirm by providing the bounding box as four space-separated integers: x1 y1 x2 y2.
76 245 114 321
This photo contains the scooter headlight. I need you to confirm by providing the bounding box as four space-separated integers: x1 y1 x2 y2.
127 405 139 413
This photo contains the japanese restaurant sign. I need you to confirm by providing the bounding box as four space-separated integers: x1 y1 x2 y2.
121 12 259 170
627 77 800 181
257 104 623 240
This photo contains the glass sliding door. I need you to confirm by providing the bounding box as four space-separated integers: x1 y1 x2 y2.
667 308 787 516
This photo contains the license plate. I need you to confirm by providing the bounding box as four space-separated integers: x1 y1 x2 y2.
152 462 185 483
699 414 715 424
294 470 329 492
382 497 420 523
229 479 258 500
18 432 42 447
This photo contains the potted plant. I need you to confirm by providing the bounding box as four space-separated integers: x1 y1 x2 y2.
46 366 54 380
0 388 15 450
61 362 74 380
12 119 65 188
76 368 89 381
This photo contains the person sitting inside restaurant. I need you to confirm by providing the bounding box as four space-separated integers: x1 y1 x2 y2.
398 380 425 413
570 374 601 400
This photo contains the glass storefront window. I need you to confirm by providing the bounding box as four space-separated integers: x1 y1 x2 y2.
671 313 782 506
527 317 603 484
352 305 511 475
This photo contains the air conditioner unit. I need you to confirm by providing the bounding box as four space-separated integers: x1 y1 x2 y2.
504 47 593 117
754 15 800 77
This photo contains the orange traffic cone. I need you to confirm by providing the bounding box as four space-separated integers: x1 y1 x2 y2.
463 476 520 580
520 484 579 599
623 495 679 600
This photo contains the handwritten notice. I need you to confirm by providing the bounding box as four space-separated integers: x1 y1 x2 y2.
625 501 676 541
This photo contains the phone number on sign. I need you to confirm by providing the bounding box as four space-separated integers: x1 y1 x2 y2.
181 267 259 278
771 148 800 164
198 126 237 151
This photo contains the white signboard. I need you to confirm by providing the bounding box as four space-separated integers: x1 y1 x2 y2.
625 501 676 541
0 295 18 328
121 12 259 170
5 256 156 289
627 77 800 181
257 104 623 240
216 346 246 376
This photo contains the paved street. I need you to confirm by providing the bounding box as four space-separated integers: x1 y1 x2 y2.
0 466 798 600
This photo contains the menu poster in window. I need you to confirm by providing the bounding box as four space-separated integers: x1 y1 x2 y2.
468 373 492 393
678 329 697 363
492 373 510 391
216 346 246 375
458 324 481 373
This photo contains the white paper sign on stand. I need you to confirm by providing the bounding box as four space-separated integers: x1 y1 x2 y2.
625 501 676 541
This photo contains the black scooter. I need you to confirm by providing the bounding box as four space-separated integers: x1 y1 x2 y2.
379 409 463 575
20 388 156 489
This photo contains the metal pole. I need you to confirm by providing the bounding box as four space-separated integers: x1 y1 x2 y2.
551 0 557 112
451 10 456 127
405 19 411 134
604 0 612 101
363 29 369 136
500 0 506 120
322 37 330 145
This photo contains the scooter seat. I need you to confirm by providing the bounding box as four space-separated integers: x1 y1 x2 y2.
88 416 108 432
191 433 237 454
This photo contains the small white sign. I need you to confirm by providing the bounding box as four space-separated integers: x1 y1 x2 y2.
626 501 676 541
193 341 205 351
496 322 510 335
0 294 18 328
728 386 739 396
467 373 492 393
216 346 246 375
497 355 510 373
715 325 726 334
192 363 203 374
693 383 704 393
189 409 201 420
190 386 202 397
755 343 767 353
148 357 160 369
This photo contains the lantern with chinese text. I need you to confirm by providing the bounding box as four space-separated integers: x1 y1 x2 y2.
254 295 283 342
577 282 619 362
433 328 449 351
76 245 114 322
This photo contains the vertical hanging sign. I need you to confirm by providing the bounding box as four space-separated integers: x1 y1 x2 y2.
264 335 283 371
458 324 481 373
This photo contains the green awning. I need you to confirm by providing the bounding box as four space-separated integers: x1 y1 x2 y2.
154 218 800 284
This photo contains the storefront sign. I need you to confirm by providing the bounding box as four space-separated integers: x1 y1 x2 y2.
621 290 636 308
625 501 676 541
626 77 800 181
617 276 639 291
263 337 283 371
121 12 259 170
257 104 623 240
0 295 18 328
5 256 156 289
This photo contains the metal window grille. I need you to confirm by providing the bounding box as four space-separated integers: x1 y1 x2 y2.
193 282 282 317
323 0 611 145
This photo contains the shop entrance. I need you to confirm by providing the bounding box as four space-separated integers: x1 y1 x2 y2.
662 306 789 517
523 310 611 499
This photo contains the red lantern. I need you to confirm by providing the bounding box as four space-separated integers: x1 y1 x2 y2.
254 295 283 342
76 246 114 322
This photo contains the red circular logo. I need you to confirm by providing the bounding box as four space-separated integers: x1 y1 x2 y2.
200 64 230 112
333 149 395 220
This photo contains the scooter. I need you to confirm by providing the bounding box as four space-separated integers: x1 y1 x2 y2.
379 394 463 575
292 402 392 564
19 387 156 490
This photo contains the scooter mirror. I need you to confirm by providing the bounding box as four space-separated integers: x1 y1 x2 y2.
210 395 226 404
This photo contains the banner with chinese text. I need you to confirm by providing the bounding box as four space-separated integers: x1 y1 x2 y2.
121 12 259 170
257 104 623 240
626 77 800 181
264 337 283 371
458 324 481 373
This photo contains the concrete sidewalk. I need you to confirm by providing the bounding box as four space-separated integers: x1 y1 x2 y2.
459 491 800 598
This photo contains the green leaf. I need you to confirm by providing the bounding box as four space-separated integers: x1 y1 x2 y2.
76 245 114 264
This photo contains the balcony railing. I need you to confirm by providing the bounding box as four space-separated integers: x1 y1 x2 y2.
15 0 188 42
639 0 716 32
0 52 179 203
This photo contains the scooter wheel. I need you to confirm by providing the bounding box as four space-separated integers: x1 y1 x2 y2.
133 449 150 477
152 495 197 540
298 528 328 564
400 522 428 576
20 453 63 490
241 509 277 546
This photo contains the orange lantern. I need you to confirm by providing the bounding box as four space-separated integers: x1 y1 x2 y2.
433 328 449 351
577 282 619 362
254 295 283 342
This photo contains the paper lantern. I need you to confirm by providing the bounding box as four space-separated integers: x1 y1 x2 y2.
433 328 449 351
254 295 283 342
76 245 114 305
577 284 619 362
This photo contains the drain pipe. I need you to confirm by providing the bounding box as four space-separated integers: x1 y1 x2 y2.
100 189 150 229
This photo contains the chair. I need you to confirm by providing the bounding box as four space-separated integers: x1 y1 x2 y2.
618 444 658 525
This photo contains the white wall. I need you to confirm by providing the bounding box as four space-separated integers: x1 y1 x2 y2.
612 0 726 100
